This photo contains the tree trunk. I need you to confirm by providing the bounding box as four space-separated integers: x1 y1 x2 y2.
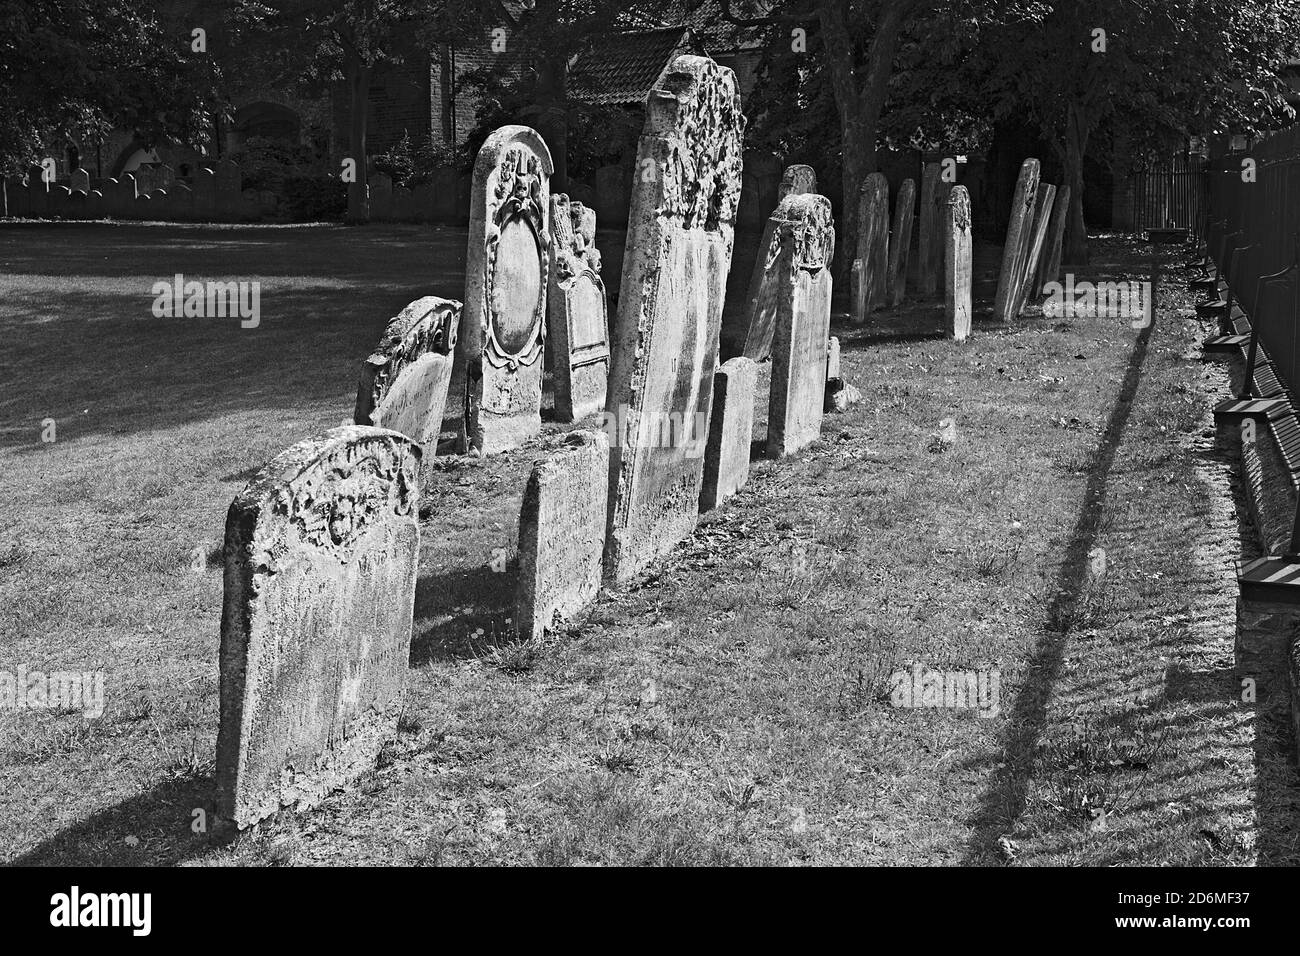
439 43 455 144
816 0 909 285
346 59 372 223
536 57 568 193
1062 104 1090 265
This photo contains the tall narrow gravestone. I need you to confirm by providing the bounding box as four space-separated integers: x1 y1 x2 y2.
917 162 941 295
604 55 746 582
1017 182 1056 313
457 126 552 454
852 172 889 323
766 194 835 458
993 158 1041 323
727 163 819 361
354 296 461 462
1038 184 1071 293
887 178 916 307
548 193 609 422
945 186 973 342
516 431 610 640
216 426 421 829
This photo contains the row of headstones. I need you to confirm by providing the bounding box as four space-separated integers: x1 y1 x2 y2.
214 56 847 830
993 158 1071 323
847 167 977 341
3 161 267 222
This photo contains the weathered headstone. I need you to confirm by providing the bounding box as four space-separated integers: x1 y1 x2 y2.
779 164 817 200
516 431 610 640
945 185 973 342
1039 184 1071 293
354 296 461 462
917 162 942 295
727 163 821 361
887 178 917 307
216 425 421 829
827 335 840 381
1017 182 1056 313
548 193 609 422
700 356 757 511
853 172 889 322
605 55 746 581
765 194 835 458
69 168 90 194
456 126 552 454
993 158 1041 323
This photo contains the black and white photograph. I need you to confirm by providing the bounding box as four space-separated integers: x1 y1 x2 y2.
0 0 1295 922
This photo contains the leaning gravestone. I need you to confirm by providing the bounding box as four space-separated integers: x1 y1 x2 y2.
354 296 461 462
700 356 757 511
516 431 610 640
1038 185 1071 293
886 178 917 307
605 55 745 581
766 194 835 458
69 169 90 194
548 194 609 422
917 162 942 295
728 163 820 361
1016 182 1056 313
456 126 552 454
945 185 973 342
852 172 889 322
216 425 421 829
779 164 817 200
993 158 1041 323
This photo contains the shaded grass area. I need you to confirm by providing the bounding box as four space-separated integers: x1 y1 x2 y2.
0 223 1274 865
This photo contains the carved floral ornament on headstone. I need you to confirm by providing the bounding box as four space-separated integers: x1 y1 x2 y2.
484 146 550 372
650 59 745 232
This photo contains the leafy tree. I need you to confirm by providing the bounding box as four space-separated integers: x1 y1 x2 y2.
232 0 497 220
0 0 218 174
972 0 1300 262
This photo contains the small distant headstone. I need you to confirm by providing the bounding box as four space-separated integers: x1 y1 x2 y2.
548 193 609 421
605 55 746 580
917 162 941 295
69 168 90 194
700 356 757 511
993 158 1041 322
945 185 974 342
826 336 840 381
354 296 461 462
766 194 835 458
853 173 889 321
887 177 916 307
515 431 610 640
456 126 552 454
216 425 421 829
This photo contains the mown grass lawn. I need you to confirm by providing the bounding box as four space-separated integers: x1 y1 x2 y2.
1 222 1285 865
